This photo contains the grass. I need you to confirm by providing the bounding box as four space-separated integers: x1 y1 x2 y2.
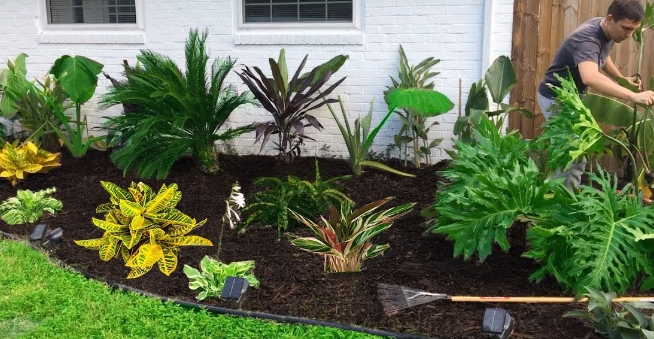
0 240 383 339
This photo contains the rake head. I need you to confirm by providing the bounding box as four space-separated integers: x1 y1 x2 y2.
377 283 446 316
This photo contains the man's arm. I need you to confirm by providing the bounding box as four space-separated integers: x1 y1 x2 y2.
579 61 654 105
602 56 623 80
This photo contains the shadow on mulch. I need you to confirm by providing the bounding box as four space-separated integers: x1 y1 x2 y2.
0 149 601 339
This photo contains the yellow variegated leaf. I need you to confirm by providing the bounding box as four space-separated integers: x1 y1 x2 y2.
0 170 13 177
95 203 114 214
132 243 163 268
99 237 120 261
92 217 128 232
163 235 213 246
136 182 154 204
21 164 43 173
123 230 143 249
130 214 147 230
151 211 194 229
100 181 132 202
157 247 178 276
148 228 166 241
128 187 144 204
168 221 197 237
145 184 176 214
119 199 143 218
25 141 38 154
127 265 152 279
15 170 24 179
73 238 106 250
120 245 131 263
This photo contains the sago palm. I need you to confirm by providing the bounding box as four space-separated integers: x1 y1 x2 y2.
101 29 258 179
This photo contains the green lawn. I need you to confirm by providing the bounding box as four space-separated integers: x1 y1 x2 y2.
0 240 383 339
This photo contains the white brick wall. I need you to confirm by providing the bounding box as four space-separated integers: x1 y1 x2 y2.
0 0 514 162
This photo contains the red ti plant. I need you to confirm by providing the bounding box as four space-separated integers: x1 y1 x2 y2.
237 49 347 163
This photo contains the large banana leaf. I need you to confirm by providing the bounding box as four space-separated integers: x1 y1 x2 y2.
583 93 642 127
484 55 517 104
385 88 454 117
50 55 103 104
0 53 31 118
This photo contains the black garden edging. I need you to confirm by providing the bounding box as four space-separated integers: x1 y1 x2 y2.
0 231 438 339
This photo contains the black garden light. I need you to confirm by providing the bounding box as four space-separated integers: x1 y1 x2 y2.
482 308 514 339
221 276 250 309
42 228 63 247
30 224 47 242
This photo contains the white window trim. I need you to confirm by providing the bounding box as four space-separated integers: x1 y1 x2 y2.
36 0 146 44
233 0 364 45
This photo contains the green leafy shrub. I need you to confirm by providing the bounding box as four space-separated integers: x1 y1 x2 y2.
564 287 654 339
240 159 351 238
424 116 569 261
101 29 257 178
288 197 415 273
183 256 259 301
525 167 654 294
0 187 62 225
75 181 212 279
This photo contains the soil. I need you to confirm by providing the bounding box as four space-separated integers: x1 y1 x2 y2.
0 149 604 339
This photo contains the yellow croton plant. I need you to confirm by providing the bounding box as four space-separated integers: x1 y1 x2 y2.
0 140 61 186
75 181 212 279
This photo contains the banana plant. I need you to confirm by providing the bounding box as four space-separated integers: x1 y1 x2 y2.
0 53 32 118
454 55 532 143
49 55 106 157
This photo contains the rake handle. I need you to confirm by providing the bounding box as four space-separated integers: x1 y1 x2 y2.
450 296 654 303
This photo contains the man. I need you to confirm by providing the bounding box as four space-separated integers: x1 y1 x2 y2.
536 0 654 188
537 0 654 118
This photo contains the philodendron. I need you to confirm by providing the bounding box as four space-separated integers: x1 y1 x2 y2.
0 187 62 226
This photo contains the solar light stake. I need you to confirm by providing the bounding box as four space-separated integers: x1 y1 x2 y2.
482 308 513 339
221 277 250 309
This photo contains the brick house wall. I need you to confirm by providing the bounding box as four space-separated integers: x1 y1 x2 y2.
0 0 514 161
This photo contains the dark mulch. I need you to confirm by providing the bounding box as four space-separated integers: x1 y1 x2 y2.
0 149 603 339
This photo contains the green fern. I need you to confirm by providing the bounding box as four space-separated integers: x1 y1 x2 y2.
240 159 351 238
427 117 570 261
525 167 654 294
101 29 258 179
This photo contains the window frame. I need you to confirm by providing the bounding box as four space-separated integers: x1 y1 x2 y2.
236 0 361 31
40 0 144 31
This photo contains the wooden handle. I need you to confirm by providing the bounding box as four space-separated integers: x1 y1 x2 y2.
450 296 654 303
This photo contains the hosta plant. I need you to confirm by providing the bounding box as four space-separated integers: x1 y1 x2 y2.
288 197 415 273
0 187 62 225
75 181 212 279
183 256 259 301
564 287 654 339
240 159 351 238
0 140 61 186
525 167 654 294
101 29 257 178
237 49 347 163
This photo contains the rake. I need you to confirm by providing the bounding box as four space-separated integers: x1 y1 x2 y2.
377 283 654 316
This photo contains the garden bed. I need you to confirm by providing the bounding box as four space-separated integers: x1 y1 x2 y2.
0 149 602 339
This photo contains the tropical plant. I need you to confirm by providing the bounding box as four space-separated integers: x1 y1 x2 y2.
524 166 654 294
74 181 212 279
453 55 532 144
48 54 106 157
0 53 32 118
324 96 414 177
240 159 351 238
101 29 257 178
237 49 347 163
0 187 62 225
288 197 415 273
385 45 445 167
0 140 61 186
424 116 569 261
183 256 259 301
564 287 654 339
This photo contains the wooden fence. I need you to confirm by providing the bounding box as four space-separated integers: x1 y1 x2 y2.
509 0 654 139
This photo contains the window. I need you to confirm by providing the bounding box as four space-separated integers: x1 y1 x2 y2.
243 0 353 24
47 0 136 24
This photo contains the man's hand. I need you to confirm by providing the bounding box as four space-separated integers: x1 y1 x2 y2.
630 90 654 106
622 75 642 90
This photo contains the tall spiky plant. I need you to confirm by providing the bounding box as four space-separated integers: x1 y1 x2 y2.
101 29 258 179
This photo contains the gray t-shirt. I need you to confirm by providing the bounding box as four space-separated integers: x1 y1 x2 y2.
538 17 614 98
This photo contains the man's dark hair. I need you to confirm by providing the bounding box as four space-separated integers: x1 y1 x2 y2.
607 0 645 22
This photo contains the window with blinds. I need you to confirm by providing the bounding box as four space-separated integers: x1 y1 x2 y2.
243 0 353 23
47 0 137 24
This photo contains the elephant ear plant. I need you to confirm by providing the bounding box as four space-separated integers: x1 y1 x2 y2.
49 54 106 157
75 181 212 279
102 29 258 179
237 49 347 163
288 197 415 273
0 187 62 226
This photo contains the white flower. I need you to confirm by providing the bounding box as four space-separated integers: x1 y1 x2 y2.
223 182 245 229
